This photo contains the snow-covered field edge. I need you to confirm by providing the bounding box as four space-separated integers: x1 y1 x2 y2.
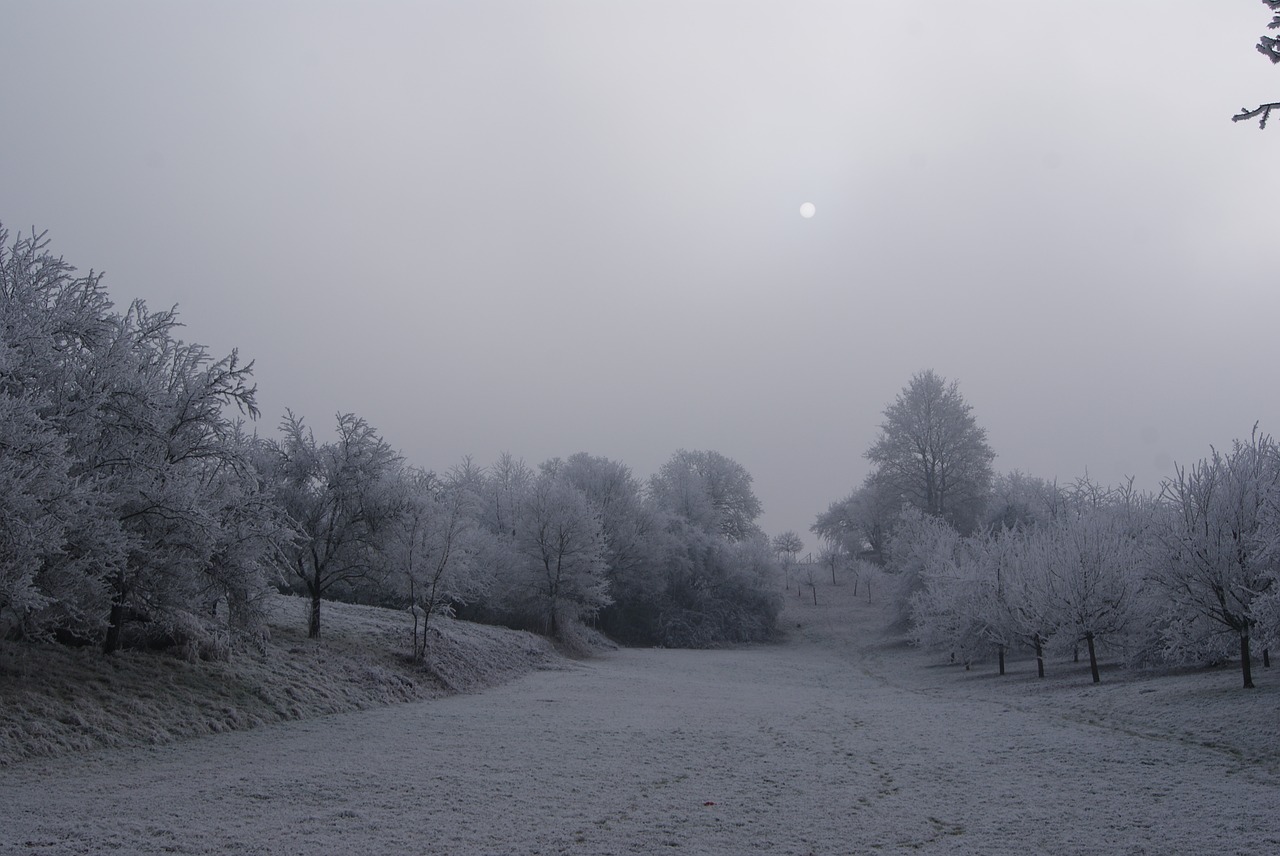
0 593 577 767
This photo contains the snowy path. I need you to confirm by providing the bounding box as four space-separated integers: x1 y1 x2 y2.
3 588 1279 855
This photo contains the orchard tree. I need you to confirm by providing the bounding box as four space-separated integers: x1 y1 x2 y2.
772 530 804 582
1156 431 1278 688
865 370 995 534
1042 507 1145 684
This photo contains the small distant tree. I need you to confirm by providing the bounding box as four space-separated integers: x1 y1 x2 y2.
772 530 803 586
802 564 819 605
772 531 803 564
818 544 843 585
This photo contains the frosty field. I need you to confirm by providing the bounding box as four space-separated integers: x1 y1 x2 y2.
3 577 1278 855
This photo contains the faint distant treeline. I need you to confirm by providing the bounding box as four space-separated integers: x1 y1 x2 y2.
816 371 1280 690
0 225 782 659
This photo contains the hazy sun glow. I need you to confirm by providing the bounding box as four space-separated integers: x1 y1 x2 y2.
799 202 816 219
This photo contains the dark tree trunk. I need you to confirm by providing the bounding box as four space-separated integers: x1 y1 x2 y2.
998 645 1005 676
309 588 322 639
831 565 837 585
811 585 817 606
1241 631 1255 689
1263 648 1271 669
103 598 126 654
1086 632 1100 684
1034 634 1045 679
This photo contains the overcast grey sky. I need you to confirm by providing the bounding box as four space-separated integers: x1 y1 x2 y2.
2 1 1277 546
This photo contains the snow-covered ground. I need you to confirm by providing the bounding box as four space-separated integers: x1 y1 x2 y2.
3 576 1278 855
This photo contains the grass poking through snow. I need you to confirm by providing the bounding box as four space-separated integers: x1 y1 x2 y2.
0 593 565 767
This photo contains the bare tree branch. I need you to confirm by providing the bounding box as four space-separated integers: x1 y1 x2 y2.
1232 101 1280 128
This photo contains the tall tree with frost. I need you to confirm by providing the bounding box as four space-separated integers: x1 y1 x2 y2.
865 370 995 534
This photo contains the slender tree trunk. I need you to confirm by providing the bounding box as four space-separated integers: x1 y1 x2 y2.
1086 632 1100 684
1241 631 1255 689
103 598 126 654
103 570 129 654
1263 648 1271 669
1034 634 1045 679
998 644 1005 676
831 565 837 585
308 581 322 639
811 585 817 606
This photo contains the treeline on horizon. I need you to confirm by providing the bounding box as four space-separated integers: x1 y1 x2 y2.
815 369 1280 689
0 226 783 661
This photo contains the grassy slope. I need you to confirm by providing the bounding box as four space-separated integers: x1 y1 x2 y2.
0 593 565 767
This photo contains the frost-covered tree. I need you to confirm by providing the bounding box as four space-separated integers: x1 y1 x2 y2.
865 370 995 534
0 225 275 652
772 531 804 563
818 544 843 585
556 453 653 581
1156 431 1279 688
269 411 403 638
1041 505 1146 684
984 471 1064 532
392 465 485 660
650 449 763 541
812 477 900 563
515 471 610 638
888 508 963 632
772 531 803 586
552 453 664 641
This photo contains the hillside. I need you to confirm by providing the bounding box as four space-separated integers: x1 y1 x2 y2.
0 594 568 767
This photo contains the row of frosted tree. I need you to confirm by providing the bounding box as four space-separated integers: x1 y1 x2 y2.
0 226 782 658
817 370 1279 688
